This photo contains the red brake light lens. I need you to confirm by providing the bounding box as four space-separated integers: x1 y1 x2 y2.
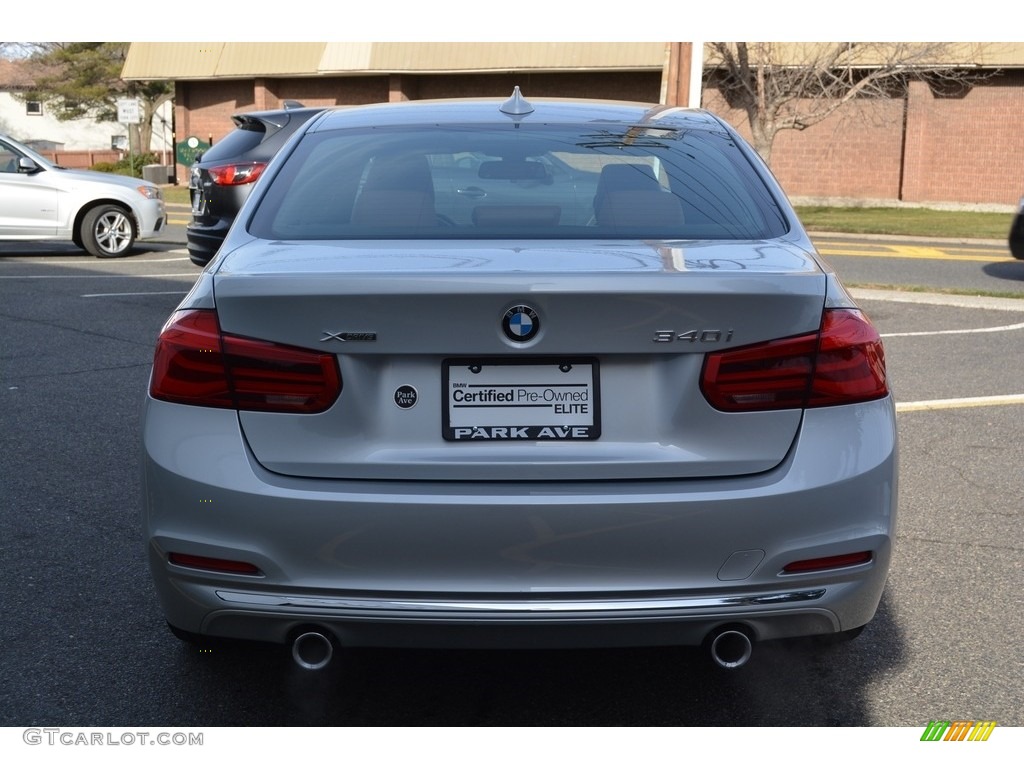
207 161 267 186
808 309 889 407
782 551 872 573
150 309 341 413
701 309 888 412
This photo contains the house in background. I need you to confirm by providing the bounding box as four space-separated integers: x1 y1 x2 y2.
0 57 174 163
0 58 127 150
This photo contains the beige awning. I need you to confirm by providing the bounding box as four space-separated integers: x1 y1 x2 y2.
702 42 1024 69
123 42 668 80
122 43 328 79
318 42 668 73
123 42 1024 81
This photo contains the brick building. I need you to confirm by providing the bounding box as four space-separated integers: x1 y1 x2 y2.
122 42 1024 208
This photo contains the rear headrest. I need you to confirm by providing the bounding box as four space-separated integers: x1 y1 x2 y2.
594 163 660 206
362 155 435 198
595 190 686 229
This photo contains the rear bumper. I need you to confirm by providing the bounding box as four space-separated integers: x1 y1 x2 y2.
185 219 229 265
163 584 861 650
141 396 898 649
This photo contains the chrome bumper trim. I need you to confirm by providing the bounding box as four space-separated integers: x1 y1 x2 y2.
214 589 826 613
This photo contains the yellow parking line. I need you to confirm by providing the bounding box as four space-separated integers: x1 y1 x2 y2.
817 247 1009 263
897 394 1024 412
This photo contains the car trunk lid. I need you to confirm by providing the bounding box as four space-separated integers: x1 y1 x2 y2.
213 239 825 481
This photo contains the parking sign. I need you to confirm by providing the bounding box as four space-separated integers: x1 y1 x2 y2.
117 99 141 124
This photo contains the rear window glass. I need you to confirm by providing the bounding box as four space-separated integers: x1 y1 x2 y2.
248 123 788 241
199 124 267 163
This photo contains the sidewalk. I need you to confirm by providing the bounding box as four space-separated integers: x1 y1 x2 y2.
850 288 1024 311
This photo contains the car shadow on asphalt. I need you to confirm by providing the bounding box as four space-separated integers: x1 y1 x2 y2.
982 260 1024 282
166 593 905 727
0 242 185 258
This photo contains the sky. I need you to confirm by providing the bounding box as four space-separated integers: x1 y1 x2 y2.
38 3 1004 44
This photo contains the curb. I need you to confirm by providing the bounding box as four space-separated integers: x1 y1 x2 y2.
850 288 1024 312
809 231 1008 248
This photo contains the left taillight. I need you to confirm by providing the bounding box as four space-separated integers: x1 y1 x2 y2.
207 161 267 186
701 308 888 412
150 309 341 413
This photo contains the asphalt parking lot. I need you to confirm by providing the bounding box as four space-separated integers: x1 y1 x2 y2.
1 241 1021 728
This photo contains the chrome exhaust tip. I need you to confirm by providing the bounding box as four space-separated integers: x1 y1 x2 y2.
708 627 754 669
291 630 335 671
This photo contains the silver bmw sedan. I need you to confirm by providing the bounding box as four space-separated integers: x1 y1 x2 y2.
141 90 897 670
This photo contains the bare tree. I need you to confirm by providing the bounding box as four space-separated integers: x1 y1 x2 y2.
0 42 62 59
704 42 995 164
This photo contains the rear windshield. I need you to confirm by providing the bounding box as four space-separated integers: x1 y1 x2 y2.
199 123 267 163
248 123 789 241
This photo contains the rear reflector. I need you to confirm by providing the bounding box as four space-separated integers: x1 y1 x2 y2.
150 309 341 413
783 551 872 573
701 309 887 412
169 552 261 575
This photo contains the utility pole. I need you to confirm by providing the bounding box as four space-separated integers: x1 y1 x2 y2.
661 43 703 108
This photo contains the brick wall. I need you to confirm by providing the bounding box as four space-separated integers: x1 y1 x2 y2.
40 150 122 169
703 72 1024 206
274 77 389 106
702 89 905 200
901 72 1024 205
175 80 257 147
413 72 662 102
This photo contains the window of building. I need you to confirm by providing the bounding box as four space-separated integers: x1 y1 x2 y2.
26 101 43 116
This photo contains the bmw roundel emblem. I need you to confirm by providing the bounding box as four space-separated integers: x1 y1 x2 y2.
502 305 540 342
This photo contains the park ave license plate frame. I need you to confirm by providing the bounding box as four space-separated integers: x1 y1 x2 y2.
442 357 601 441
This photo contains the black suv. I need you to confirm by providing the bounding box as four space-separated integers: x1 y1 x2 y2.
187 103 324 265
1010 196 1024 260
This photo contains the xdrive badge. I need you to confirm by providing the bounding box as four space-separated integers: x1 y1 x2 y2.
320 331 377 343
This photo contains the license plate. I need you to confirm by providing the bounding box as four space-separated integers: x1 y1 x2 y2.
443 358 600 441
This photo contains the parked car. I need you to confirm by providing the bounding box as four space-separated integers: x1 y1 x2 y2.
186 103 324 266
1009 196 1024 259
0 133 165 257
143 90 898 671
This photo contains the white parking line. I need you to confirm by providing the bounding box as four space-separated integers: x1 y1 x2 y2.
80 291 189 297
897 394 1024 412
0 273 191 279
0 255 190 265
883 320 1024 338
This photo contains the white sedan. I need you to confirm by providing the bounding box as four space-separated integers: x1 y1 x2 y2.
0 133 165 257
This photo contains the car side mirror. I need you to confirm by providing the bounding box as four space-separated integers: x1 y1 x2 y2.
18 157 40 174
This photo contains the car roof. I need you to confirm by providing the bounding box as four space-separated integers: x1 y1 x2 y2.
308 96 722 134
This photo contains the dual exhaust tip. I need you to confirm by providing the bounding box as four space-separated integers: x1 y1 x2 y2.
707 626 754 669
291 630 335 671
290 625 755 671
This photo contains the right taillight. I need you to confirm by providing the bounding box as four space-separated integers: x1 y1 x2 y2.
150 309 341 413
701 308 887 412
